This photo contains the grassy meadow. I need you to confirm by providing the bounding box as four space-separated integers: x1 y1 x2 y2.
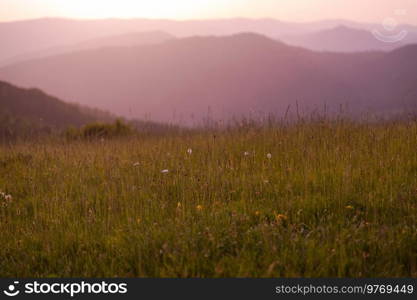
0 119 416 277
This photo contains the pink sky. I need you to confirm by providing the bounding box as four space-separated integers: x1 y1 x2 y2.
1 0 416 25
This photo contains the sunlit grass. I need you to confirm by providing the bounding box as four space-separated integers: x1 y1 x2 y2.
0 119 416 277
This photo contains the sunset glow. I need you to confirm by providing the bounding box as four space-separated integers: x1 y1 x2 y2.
58 0 222 19
1 0 417 24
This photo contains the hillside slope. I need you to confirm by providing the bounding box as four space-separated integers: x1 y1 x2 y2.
0 81 113 138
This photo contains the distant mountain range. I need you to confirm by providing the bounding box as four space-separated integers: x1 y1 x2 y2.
1 18 417 66
280 25 416 52
0 18 310 64
1 31 175 67
1 33 415 123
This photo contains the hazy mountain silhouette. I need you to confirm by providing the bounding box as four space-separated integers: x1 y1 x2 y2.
1 31 175 67
0 33 416 123
0 80 112 130
0 18 310 64
280 26 416 52
4 17 416 65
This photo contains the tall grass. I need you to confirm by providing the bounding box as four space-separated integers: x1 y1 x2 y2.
0 119 416 277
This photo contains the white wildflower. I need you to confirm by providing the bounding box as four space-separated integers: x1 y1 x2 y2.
267 153 272 159
133 162 140 167
187 148 193 155
161 169 169 174
244 151 250 156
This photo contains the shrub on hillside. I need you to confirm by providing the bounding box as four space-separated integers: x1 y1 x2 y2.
66 119 134 140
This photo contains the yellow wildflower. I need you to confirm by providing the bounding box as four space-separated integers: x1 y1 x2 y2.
275 213 288 223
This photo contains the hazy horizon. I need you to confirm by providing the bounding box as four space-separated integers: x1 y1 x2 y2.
0 15 416 28
1 0 417 25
